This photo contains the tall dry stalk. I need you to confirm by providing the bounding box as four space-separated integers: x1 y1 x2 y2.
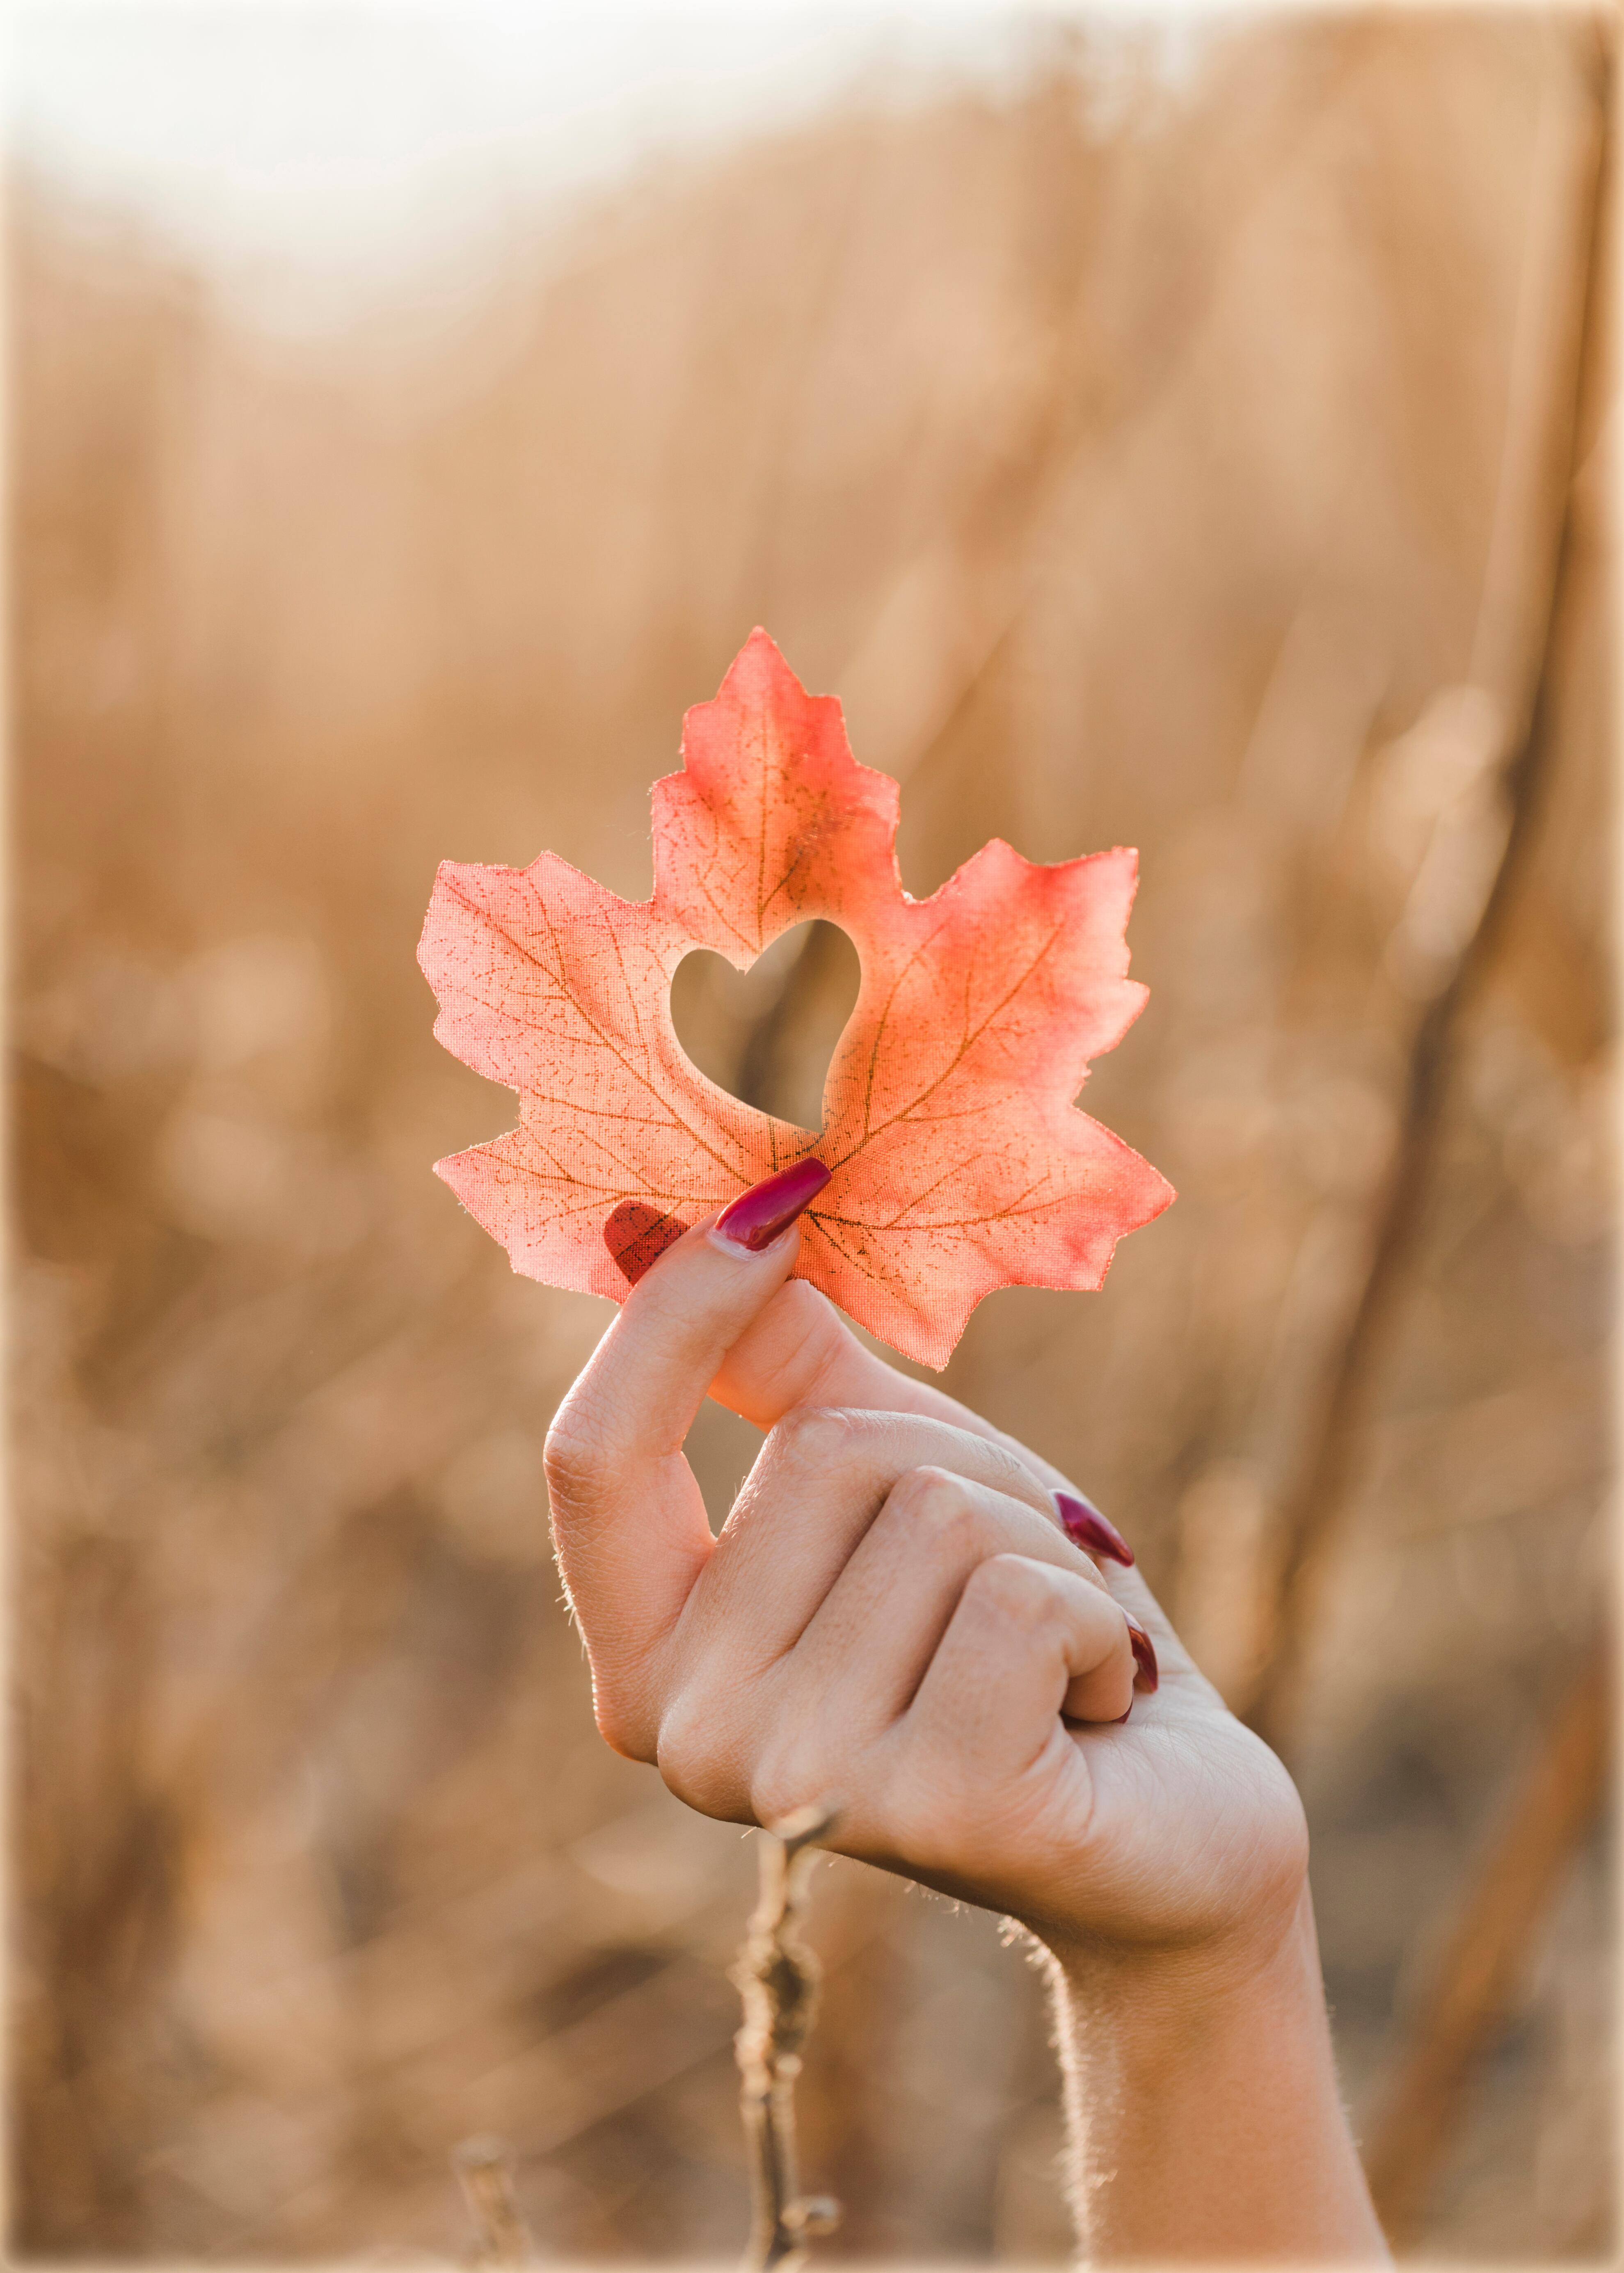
453 2136 533 2268
731 1807 842 2271
1245 28 1613 1757
1362 1642 1611 2246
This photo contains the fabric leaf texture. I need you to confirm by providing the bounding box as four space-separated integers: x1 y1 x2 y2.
418 629 1173 1368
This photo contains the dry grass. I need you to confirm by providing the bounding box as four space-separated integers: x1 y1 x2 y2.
11 10 1613 2259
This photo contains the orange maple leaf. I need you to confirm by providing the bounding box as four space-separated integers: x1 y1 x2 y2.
417 630 1173 1368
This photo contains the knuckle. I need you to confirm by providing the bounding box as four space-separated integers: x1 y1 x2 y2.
589 1674 657 1765
542 1410 609 1509
886 1466 979 1544
765 1403 861 1471
654 1687 742 1820
964 1552 1058 1635
747 1742 819 1832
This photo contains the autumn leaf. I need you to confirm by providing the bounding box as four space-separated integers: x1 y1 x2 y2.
417 629 1173 1368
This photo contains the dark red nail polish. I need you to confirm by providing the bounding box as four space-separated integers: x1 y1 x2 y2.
1125 1615 1159 1693
715 1157 831 1252
1054 1490 1135 1567
1111 1701 1133 1724
604 1199 688 1285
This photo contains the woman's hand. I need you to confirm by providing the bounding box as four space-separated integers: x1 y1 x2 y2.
544 1175 1300 1960
544 1170 1388 2259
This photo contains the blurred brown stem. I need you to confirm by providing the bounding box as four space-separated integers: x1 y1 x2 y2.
865 29 1374 793
1362 1642 1611 2246
453 2135 532 2268
1245 40 1612 1757
732 1804 842 2271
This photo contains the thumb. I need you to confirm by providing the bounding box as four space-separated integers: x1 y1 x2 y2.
544 1162 830 1714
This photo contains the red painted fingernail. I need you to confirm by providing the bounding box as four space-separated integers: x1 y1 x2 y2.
1054 1491 1134 1567
714 1157 831 1252
1125 1615 1159 1693
1111 1701 1133 1724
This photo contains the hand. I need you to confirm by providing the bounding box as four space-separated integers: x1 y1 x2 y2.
543 1172 1306 1971
544 1168 1388 2259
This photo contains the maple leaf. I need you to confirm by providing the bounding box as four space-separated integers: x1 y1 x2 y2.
417 630 1173 1368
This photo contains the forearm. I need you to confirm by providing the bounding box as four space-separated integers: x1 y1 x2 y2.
1045 1886 1389 2262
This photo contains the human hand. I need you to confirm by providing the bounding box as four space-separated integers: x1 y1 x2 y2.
543 1164 1308 1974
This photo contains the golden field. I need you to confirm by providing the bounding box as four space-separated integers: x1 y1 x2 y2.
11 10 1613 2258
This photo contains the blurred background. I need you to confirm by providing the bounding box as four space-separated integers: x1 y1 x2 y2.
10 1 1615 2260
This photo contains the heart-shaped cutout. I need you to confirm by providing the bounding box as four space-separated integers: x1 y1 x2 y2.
669 918 860 1132
605 1198 688 1285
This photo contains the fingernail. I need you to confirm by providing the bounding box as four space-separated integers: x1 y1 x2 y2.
1124 1614 1159 1693
714 1157 831 1253
1111 1702 1133 1724
1054 1491 1135 1567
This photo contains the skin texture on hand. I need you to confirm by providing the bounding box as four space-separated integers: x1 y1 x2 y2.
543 1201 1390 2262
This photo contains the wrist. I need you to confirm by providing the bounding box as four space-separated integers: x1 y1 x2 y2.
1044 1868 1315 2065
1041 1884 1388 2262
